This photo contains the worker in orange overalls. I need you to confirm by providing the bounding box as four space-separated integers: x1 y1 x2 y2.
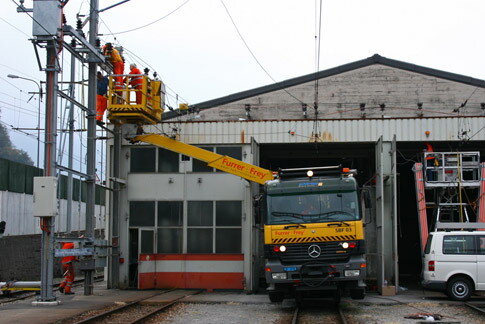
96 72 109 125
102 43 124 91
424 142 438 181
58 242 76 295
125 63 143 105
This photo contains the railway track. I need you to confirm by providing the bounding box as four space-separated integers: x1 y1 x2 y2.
73 289 201 324
0 276 104 305
465 302 485 315
290 304 348 324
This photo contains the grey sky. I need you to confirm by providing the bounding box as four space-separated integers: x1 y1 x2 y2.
1 0 485 166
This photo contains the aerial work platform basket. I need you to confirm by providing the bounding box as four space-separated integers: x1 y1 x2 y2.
107 74 164 125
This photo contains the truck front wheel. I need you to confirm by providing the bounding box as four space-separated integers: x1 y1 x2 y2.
268 291 284 302
350 288 365 300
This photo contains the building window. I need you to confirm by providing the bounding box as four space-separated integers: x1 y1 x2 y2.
443 235 476 254
130 200 242 255
187 201 213 253
186 200 242 254
188 201 213 226
192 146 214 172
129 201 155 227
157 201 183 253
215 201 242 253
216 201 242 226
130 148 156 173
187 228 213 253
158 148 179 172
216 228 241 253
141 230 154 254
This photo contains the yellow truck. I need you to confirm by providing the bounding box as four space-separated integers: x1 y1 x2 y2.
260 166 366 303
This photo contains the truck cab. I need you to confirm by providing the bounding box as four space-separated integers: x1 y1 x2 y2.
262 167 366 303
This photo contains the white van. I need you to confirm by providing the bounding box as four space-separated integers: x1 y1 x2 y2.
422 230 485 301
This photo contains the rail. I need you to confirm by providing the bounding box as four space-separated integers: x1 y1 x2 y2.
74 289 202 324
290 304 348 324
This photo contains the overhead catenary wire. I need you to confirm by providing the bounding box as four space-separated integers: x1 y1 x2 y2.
107 0 191 35
312 0 323 141
0 16 30 38
219 0 305 106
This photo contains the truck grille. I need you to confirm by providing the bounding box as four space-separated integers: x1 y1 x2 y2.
274 242 351 265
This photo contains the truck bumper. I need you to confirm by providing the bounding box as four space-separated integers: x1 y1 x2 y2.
265 256 366 291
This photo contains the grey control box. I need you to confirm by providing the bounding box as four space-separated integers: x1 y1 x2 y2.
33 176 58 217
32 0 62 37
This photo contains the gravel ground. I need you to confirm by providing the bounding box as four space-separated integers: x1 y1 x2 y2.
144 300 483 324
147 302 290 324
342 301 484 324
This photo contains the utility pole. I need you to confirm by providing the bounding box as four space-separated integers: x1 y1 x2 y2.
84 0 99 295
66 40 76 234
40 36 59 302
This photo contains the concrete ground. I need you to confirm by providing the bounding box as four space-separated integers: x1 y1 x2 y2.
1 285 484 324
0 281 156 324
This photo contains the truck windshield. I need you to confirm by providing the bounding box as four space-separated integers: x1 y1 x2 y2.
266 191 360 225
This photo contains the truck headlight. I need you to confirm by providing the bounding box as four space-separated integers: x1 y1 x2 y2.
271 272 287 280
344 270 360 277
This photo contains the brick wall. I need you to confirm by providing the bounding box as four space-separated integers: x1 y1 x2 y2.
0 230 105 281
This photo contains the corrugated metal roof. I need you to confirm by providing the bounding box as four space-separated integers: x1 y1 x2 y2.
148 117 485 144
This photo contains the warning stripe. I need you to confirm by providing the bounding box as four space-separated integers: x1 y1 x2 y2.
272 235 359 244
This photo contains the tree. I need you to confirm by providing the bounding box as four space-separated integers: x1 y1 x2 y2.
0 120 34 166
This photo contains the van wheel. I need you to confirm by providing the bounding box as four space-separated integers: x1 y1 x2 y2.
268 291 284 302
446 277 472 301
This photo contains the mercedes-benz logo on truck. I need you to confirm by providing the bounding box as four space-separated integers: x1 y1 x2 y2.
308 244 321 258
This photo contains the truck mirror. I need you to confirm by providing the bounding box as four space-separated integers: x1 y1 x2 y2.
253 194 262 207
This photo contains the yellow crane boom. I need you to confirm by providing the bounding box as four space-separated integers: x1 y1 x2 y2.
134 134 274 184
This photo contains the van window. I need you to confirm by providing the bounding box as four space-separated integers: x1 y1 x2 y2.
424 234 433 254
443 235 476 255
477 236 485 254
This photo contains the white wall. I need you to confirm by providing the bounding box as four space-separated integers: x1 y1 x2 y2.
0 191 106 236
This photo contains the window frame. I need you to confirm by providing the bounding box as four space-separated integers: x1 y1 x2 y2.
442 235 477 255
129 199 243 254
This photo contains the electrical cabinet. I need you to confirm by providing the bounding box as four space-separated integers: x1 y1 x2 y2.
33 177 58 217
32 0 62 37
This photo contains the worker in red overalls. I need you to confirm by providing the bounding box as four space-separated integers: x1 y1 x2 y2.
102 43 124 93
96 72 109 125
59 242 76 295
424 142 438 181
125 63 143 105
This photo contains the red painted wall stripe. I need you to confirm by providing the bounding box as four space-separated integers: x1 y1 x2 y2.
154 272 244 290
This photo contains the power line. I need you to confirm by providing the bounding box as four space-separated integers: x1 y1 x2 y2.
312 0 323 140
85 0 190 106
107 0 191 35
0 16 30 37
219 0 305 105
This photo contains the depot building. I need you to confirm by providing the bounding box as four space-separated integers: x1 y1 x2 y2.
106 54 485 291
